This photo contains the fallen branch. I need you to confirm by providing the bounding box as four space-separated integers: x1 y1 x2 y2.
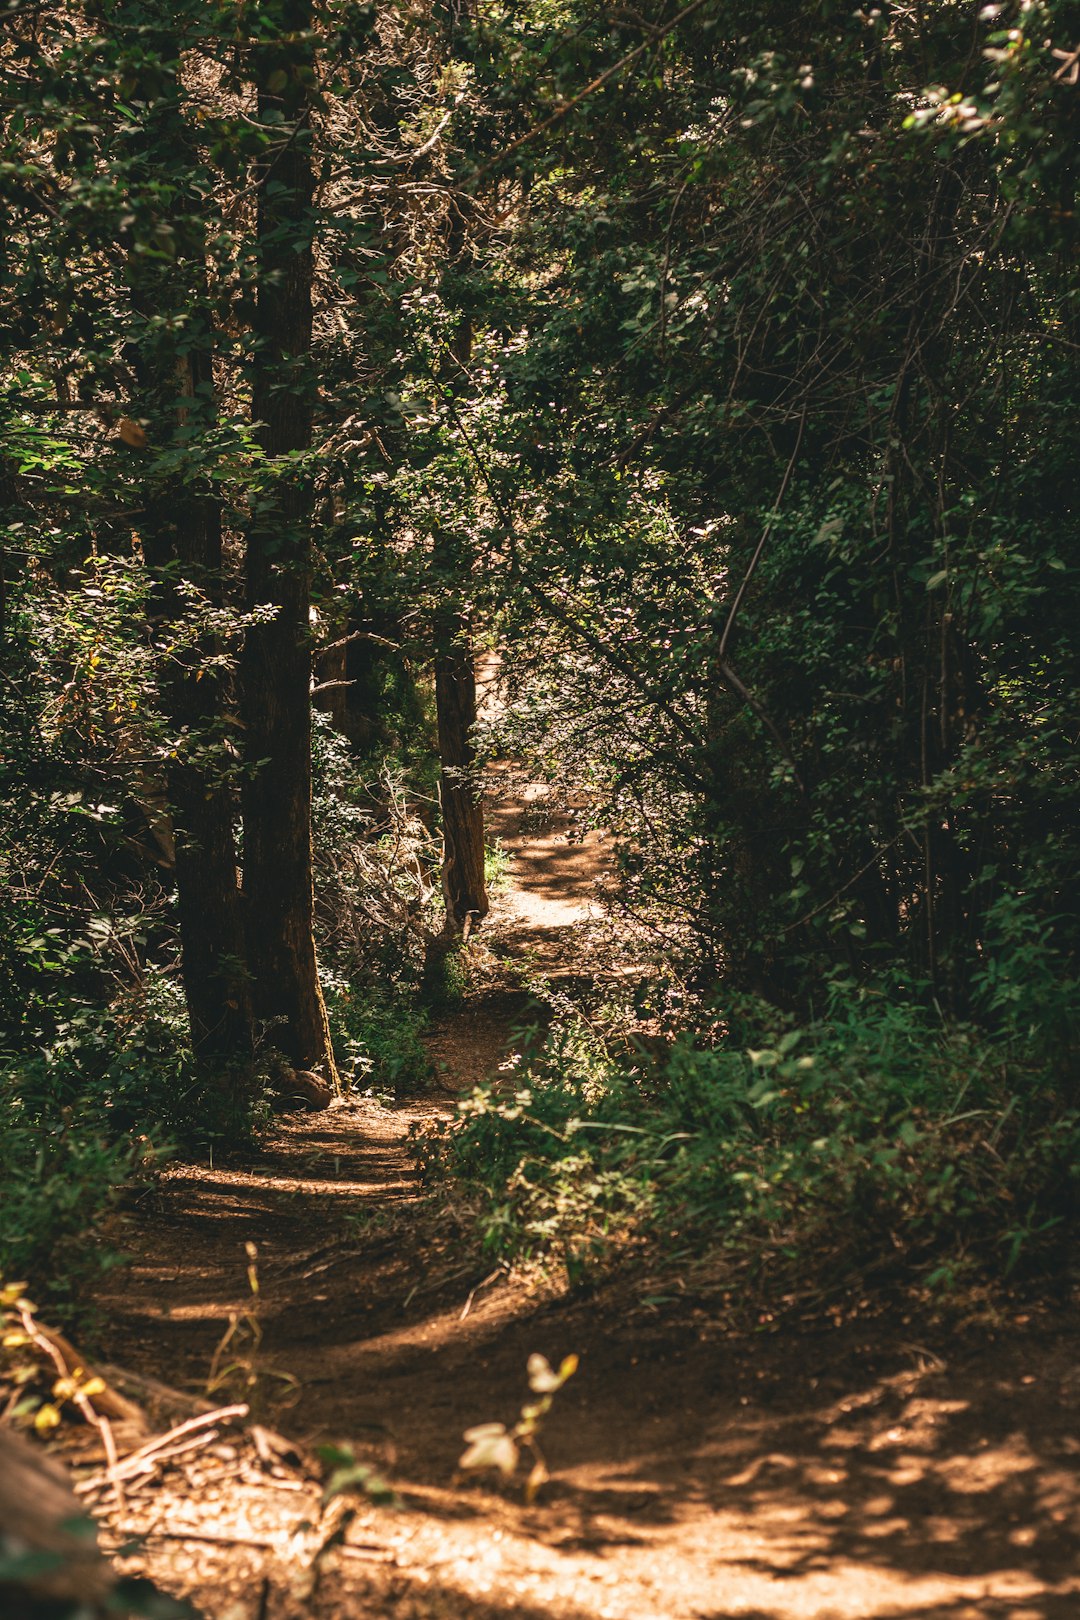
460 1266 506 1321
338 1542 398 1564
103 1525 279 1553
96 1362 214 1423
17 1306 131 1512
74 1404 249 1494
25 1320 146 1427
99 1523 397 1563
75 1429 224 1494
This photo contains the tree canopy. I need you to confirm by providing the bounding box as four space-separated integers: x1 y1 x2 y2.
2 0 1079 1303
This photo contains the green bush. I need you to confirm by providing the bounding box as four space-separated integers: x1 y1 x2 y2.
419 991 1080 1294
326 979 432 1097
0 1046 164 1310
0 953 267 1311
415 1019 657 1277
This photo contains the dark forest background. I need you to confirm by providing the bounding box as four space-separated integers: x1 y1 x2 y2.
2 0 1079 1309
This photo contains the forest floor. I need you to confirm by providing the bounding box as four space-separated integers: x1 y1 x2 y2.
73 773 1080 1620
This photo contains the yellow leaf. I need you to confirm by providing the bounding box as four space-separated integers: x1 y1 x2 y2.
81 1377 106 1399
527 1353 559 1393
524 1458 549 1504
2 1331 30 1348
53 1377 78 1402
34 1403 61 1433
558 1353 579 1381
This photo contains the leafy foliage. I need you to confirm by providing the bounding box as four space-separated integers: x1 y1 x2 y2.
3 0 1080 1309
459 1351 579 1502
420 993 1080 1294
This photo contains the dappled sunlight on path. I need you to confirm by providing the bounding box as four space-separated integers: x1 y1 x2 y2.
87 766 1080 1619
486 769 608 937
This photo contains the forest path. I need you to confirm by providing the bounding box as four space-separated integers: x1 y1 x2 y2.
91 773 1080 1620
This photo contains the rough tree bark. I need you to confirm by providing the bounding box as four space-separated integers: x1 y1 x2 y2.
241 0 337 1080
435 624 490 932
140 359 254 1062
125 19 253 1062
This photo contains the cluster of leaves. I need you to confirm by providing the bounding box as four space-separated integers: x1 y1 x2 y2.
0 1280 110 1435
311 716 442 985
419 989 1080 1296
430 0 1080 1022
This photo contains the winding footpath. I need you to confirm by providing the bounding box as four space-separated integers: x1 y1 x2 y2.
93 775 1080 1620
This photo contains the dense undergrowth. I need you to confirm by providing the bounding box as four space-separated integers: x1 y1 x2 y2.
0 682 441 1309
417 978 1080 1300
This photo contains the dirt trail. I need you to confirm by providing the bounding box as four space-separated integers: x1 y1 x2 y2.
92 776 1080 1620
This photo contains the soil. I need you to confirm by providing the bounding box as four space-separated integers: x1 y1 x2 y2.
82 773 1080 1620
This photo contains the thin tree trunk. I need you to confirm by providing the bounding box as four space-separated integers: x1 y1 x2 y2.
241 0 337 1081
0 453 12 646
435 626 489 932
431 245 489 937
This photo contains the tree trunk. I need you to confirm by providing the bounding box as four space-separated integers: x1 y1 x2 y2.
122 19 253 1063
431 240 489 937
0 1426 116 1612
142 392 254 1061
241 0 337 1080
435 626 489 932
0 452 13 646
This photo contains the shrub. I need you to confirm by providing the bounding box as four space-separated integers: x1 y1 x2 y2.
418 989 1080 1296
0 956 265 1311
0 1049 161 1311
326 978 432 1097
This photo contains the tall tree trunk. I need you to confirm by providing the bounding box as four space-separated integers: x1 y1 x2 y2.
0 452 13 647
142 491 254 1058
241 0 337 1080
0 201 9 647
435 623 489 932
431 250 489 937
122 17 253 1063
141 381 254 1060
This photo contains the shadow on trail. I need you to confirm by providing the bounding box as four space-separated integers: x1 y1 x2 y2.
96 1073 1080 1620
88 755 1080 1620
533 1320 1080 1615
313 1298 1078 1614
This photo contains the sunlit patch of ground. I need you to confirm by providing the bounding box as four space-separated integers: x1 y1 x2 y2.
74 770 1080 1619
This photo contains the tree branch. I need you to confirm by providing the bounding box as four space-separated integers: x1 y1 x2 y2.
468 0 716 185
